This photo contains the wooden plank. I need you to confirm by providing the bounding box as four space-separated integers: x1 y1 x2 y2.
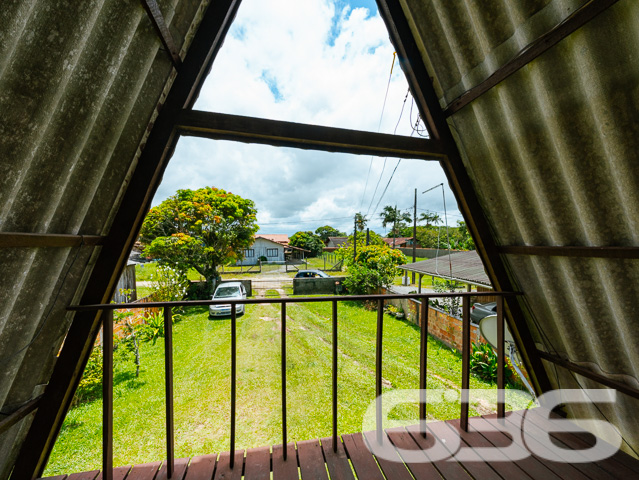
140 0 182 68
244 446 271 480
443 0 620 116
156 458 189 480
213 450 244 480
522 408 639 477
468 416 563 480
447 418 534 478
125 462 162 480
536 351 639 400
0 232 104 248
320 436 354 480
184 454 217 480
297 439 328 480
341 433 384 480
499 245 639 260
66 471 100 480
499 411 613 480
95 465 132 480
405 424 473 480
384 428 445 480
176 110 445 161
425 420 502 480
362 430 413 480
272 443 298 480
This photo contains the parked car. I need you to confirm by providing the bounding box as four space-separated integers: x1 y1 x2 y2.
294 269 331 278
209 282 247 317
470 301 497 324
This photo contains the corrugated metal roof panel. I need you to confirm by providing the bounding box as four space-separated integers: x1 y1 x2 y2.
0 0 208 474
401 0 639 455
400 250 491 286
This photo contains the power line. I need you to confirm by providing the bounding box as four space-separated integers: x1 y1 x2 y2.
365 87 411 218
360 53 396 211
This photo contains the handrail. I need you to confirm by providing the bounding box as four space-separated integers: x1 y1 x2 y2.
80 291 514 478
67 291 519 311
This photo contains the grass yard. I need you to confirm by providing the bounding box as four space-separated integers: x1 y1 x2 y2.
135 262 204 282
45 300 531 475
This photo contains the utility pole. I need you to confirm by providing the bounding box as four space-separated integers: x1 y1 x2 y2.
411 189 417 285
393 204 397 248
353 215 357 262
366 228 370 246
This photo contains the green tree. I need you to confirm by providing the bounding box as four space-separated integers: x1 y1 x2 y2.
140 187 258 291
315 225 346 244
343 244 406 294
354 212 367 232
418 210 442 227
380 205 412 237
290 231 325 257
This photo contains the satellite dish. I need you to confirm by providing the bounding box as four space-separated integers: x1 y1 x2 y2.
478 314 537 400
479 314 514 349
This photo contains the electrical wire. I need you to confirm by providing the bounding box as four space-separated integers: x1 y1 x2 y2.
359 53 396 211
0 242 84 366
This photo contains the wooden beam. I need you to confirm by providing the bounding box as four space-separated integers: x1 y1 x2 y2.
499 245 639 259
0 232 104 248
177 110 445 160
537 350 639 401
141 0 182 69
0 395 43 436
377 0 552 395
10 2 242 477
443 0 619 117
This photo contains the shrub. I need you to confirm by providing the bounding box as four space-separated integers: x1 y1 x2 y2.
71 347 103 407
470 342 521 387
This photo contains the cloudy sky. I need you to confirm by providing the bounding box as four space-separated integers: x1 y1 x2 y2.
154 0 462 236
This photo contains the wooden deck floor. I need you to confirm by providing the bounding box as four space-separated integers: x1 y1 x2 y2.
42 409 639 480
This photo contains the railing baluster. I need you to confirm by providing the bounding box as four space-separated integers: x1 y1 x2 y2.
376 298 384 445
332 300 338 452
103 309 113 480
419 297 429 438
460 296 471 431
496 296 505 418
164 307 174 478
230 303 237 468
281 302 287 459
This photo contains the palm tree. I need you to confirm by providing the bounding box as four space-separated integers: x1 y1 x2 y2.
380 205 412 237
354 212 367 232
419 210 442 227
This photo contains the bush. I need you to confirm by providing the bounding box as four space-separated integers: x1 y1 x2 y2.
342 244 406 294
470 342 521 387
72 347 103 406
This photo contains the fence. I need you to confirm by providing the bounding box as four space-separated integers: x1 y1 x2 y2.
68 291 512 479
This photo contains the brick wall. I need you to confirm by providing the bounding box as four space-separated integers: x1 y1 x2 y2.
382 290 485 353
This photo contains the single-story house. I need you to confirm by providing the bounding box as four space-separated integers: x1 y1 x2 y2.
237 236 286 265
383 236 420 248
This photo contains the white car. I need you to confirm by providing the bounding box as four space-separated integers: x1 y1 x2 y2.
209 282 247 317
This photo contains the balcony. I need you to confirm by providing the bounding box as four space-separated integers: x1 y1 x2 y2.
35 293 639 479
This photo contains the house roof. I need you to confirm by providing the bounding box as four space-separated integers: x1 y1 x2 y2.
253 236 286 248
256 234 289 246
327 237 349 247
399 250 490 287
382 237 413 246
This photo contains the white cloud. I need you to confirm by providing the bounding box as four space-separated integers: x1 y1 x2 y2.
155 0 461 236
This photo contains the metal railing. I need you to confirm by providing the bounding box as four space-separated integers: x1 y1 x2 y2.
67 291 515 478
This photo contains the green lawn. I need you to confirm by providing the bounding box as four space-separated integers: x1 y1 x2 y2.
135 262 204 282
45 300 530 475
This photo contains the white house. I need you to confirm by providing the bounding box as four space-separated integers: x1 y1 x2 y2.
237 236 286 265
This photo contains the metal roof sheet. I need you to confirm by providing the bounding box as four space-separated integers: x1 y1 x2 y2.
400 0 639 455
0 0 209 474
400 250 491 287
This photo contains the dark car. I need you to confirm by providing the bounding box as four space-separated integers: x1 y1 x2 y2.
470 301 497 324
294 269 331 278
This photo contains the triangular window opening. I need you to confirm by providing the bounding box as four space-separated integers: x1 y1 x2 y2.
195 0 428 138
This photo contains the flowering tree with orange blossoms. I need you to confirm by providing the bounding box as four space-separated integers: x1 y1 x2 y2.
140 187 259 291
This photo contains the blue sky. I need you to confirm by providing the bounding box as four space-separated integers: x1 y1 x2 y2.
155 0 461 236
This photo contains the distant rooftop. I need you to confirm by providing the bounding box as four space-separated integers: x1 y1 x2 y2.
399 250 491 287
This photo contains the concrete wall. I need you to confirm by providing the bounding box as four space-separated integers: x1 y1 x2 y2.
293 277 346 295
